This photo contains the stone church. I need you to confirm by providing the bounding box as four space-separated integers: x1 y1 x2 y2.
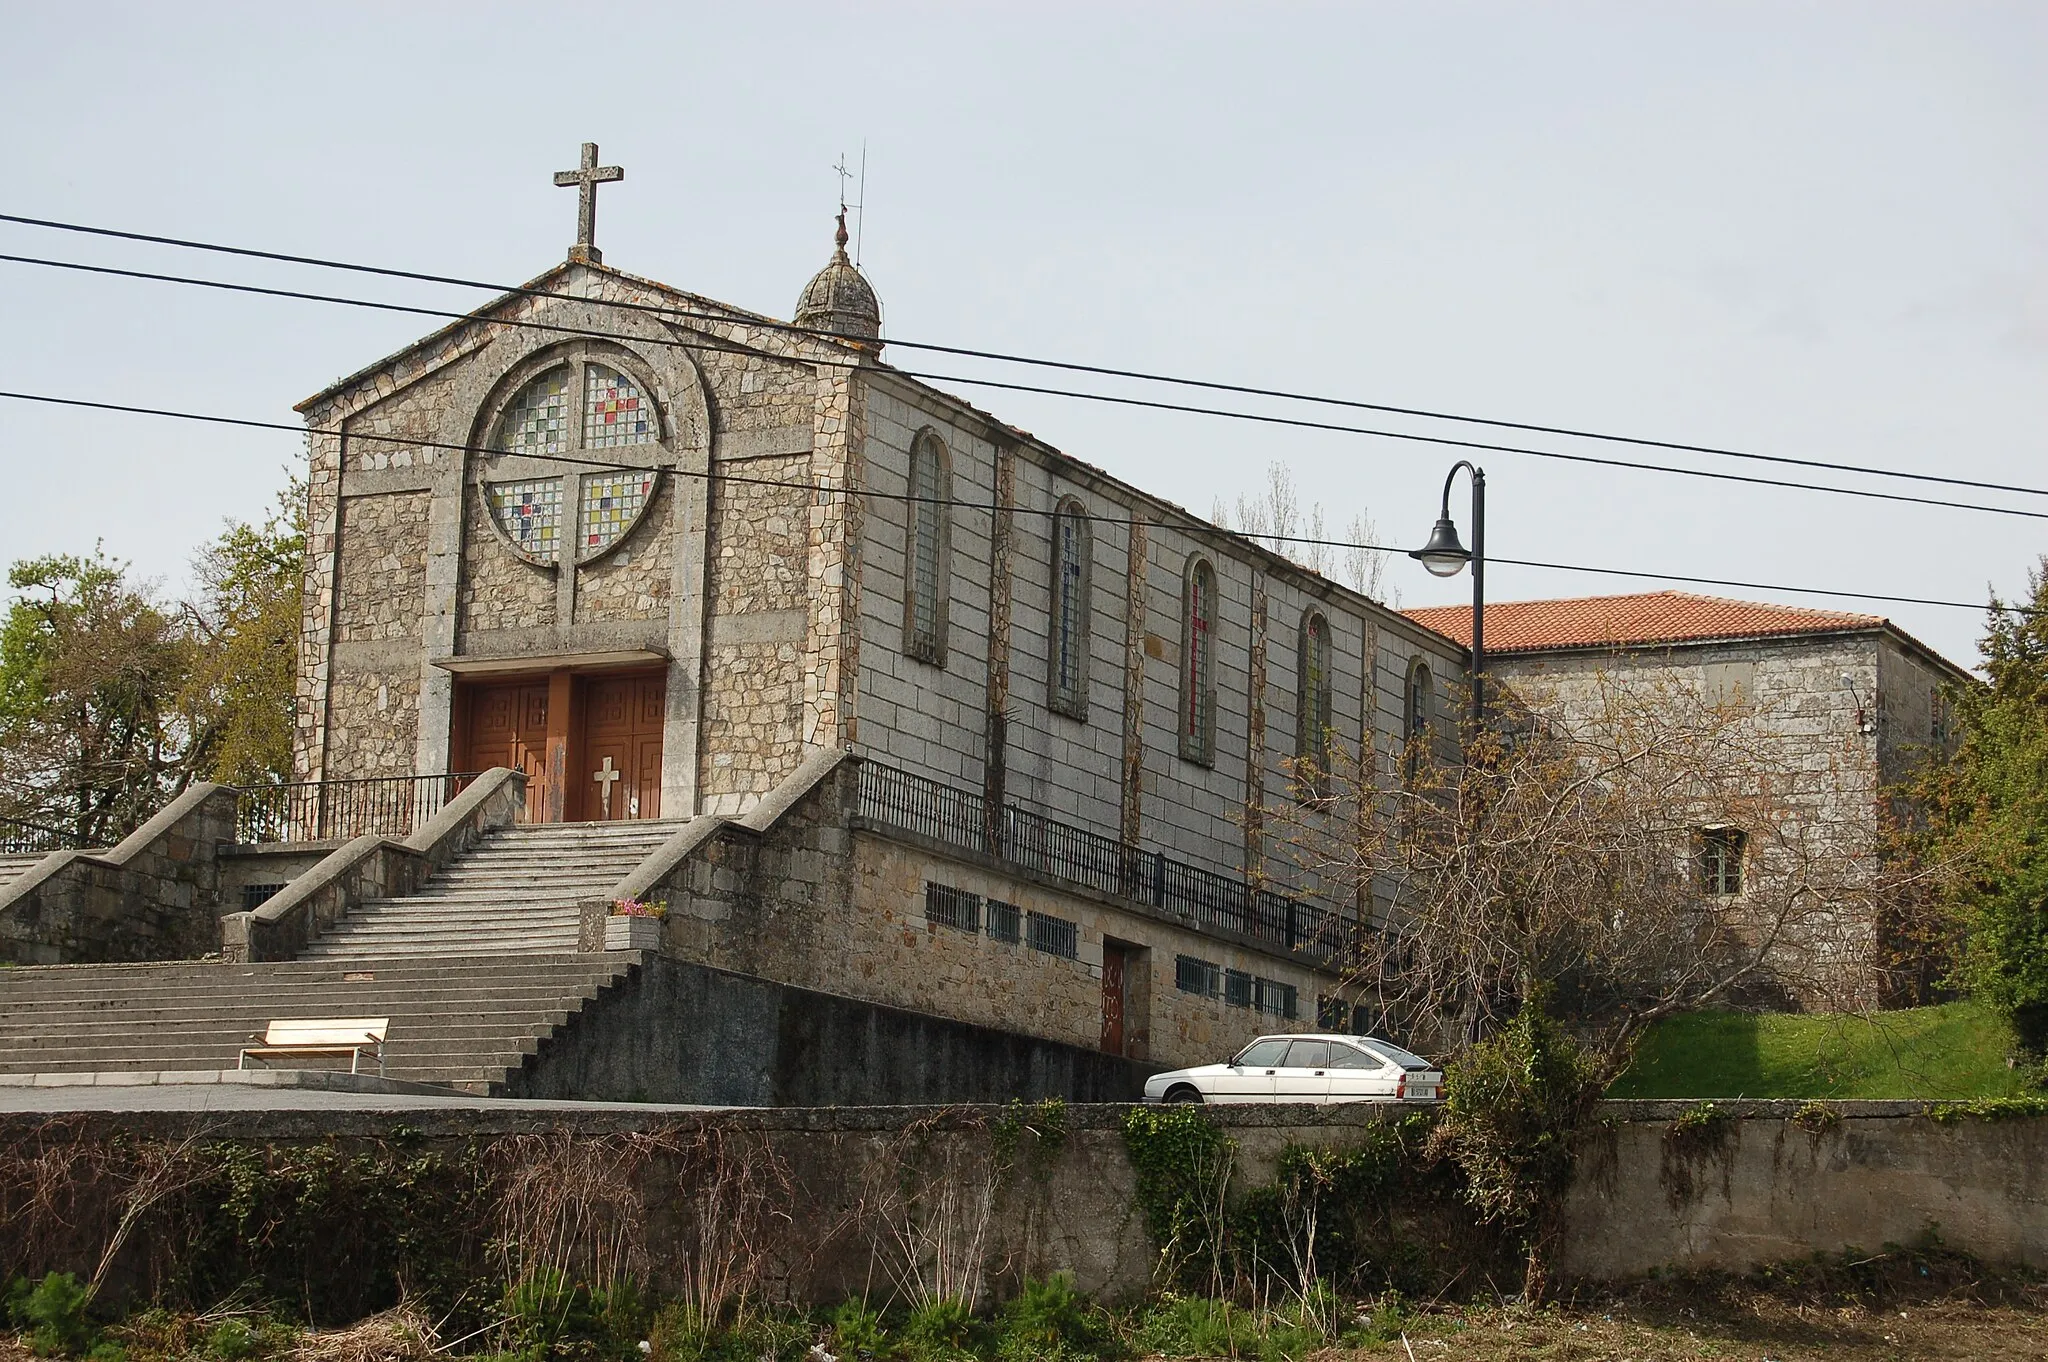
263 146 1467 1086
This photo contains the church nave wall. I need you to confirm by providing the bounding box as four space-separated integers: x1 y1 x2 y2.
321 662 422 779
332 491 431 643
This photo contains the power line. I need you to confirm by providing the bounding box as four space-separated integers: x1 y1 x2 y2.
0 386 2030 619
2 209 2041 503
5 249 2048 526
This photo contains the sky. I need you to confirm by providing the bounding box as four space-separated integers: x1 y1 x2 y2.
0 2 2041 668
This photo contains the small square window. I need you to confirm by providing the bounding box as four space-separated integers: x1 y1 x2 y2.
1698 828 1746 897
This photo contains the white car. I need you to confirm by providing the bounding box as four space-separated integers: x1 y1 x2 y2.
1142 1033 1443 1105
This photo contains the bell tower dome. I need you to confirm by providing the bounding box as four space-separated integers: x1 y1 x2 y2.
794 211 883 349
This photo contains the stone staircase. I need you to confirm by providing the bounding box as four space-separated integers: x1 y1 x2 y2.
0 955 641 1094
298 819 688 960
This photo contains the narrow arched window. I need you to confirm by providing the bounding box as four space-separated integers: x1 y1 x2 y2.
1402 658 1433 782
904 430 951 665
1049 498 1091 719
1296 609 1333 792
1180 556 1218 765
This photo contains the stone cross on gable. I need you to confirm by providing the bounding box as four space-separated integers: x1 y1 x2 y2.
554 142 624 266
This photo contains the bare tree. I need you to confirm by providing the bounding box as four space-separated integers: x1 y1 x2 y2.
1268 670 1907 1073
1213 462 1396 604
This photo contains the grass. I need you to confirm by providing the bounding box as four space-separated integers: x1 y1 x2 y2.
1610 1001 2030 1100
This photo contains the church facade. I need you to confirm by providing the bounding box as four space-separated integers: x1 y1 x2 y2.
288 159 1465 1064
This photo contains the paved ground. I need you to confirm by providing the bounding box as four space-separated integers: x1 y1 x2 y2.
0 1082 722 1114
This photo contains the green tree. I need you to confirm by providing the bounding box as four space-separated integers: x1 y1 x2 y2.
0 474 304 846
181 477 304 787
0 548 198 844
1917 559 2048 1055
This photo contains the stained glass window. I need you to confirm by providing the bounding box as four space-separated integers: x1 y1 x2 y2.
488 479 563 557
1050 500 1090 718
1297 610 1333 791
905 433 950 664
579 470 656 555
1181 557 1216 764
495 369 573 454
583 364 657 449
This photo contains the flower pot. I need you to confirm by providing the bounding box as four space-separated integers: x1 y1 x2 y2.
605 914 661 951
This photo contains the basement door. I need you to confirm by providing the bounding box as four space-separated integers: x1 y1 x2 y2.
1101 943 1130 1055
578 671 665 821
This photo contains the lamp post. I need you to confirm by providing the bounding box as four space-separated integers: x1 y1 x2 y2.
1409 461 1486 733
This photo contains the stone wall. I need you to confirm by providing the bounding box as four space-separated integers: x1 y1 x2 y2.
507 953 1153 1104
0 785 239 965
11 1102 2042 1312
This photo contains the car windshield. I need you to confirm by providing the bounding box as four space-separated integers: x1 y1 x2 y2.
1234 1039 1290 1067
1360 1039 1435 1071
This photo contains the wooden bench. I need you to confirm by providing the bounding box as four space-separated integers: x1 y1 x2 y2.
239 1018 389 1076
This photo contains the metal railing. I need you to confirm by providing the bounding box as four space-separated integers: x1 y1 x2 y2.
0 816 88 856
856 759 1361 963
234 773 482 844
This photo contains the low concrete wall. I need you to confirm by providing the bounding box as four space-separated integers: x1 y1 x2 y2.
0 784 240 965
1559 1099 2048 1276
510 954 1157 1104
4 1101 2041 1311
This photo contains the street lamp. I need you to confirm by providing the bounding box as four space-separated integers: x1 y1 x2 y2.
1409 461 1486 732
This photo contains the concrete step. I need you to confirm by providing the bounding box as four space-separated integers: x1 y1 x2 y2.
0 956 638 1088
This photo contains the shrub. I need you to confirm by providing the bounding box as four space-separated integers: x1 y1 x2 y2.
203 1319 260 1361
824 1299 890 1357
993 1274 1110 1361
6 1272 97 1358
901 1297 977 1360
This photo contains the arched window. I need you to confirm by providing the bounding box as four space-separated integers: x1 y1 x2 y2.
1296 609 1333 791
1180 556 1218 765
1049 498 1091 719
481 348 665 567
1402 658 1433 781
904 430 951 665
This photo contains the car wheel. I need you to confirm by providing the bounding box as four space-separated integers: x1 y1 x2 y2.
1163 1085 1204 1104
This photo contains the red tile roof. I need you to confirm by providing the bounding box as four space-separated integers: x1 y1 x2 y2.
1401 591 1885 654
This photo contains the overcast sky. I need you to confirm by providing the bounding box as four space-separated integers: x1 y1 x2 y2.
1 2 2040 667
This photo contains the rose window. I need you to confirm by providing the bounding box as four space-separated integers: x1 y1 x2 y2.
483 356 664 565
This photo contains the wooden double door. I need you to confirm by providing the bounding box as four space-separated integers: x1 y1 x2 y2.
454 668 666 823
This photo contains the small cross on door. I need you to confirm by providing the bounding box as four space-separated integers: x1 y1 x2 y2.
593 756 621 818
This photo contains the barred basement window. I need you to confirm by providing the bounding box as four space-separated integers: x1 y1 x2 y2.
1316 994 1350 1030
986 898 1022 944
1027 910 1079 959
1175 954 1223 999
1224 969 1254 1009
925 882 982 933
1697 827 1746 897
1255 978 1299 1020
241 883 286 911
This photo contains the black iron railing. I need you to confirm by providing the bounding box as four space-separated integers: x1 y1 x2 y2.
856 759 1360 963
235 773 482 844
0 817 88 856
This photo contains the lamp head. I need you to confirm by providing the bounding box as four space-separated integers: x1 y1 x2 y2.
1410 517 1471 578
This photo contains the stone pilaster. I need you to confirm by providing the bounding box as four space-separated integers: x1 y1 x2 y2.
1244 573 1269 885
293 424 344 783
1357 617 1380 922
802 365 866 749
983 440 1016 842
1119 522 1149 848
